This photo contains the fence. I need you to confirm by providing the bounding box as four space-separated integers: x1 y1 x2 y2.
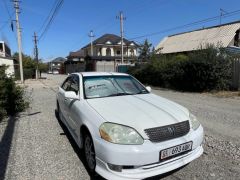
116 64 135 73
96 61 115 72
232 58 240 90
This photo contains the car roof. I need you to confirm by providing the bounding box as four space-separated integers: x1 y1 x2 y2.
72 72 129 77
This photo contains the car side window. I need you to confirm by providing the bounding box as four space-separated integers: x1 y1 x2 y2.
69 75 79 95
61 77 72 91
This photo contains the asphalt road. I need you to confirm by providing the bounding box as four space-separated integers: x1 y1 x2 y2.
0 74 239 180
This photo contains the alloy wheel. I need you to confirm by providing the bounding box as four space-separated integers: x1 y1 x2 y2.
84 135 96 171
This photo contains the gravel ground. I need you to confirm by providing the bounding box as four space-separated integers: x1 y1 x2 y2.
0 74 90 180
151 89 240 180
0 74 239 180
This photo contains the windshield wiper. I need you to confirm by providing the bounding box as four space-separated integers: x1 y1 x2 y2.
105 92 133 97
135 90 149 94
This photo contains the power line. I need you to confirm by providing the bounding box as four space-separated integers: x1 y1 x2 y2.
129 9 240 40
0 0 14 32
220 8 228 25
39 0 63 40
2 0 12 18
38 0 59 33
38 0 64 41
68 0 159 51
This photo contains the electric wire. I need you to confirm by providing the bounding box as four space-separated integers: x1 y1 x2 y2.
38 0 59 33
0 0 14 31
38 0 64 41
129 9 240 40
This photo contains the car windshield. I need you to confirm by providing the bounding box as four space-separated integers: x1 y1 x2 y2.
83 75 149 99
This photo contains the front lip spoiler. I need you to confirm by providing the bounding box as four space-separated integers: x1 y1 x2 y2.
95 145 204 180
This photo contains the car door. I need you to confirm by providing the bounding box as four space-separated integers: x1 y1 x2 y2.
58 76 72 122
64 74 80 136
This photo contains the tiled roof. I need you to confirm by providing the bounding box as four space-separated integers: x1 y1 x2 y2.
51 57 66 63
68 49 85 58
82 34 138 48
156 21 240 54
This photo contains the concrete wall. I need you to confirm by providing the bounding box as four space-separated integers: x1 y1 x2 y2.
0 57 15 77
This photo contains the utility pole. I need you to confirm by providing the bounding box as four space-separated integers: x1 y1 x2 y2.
13 0 24 83
220 8 228 25
116 11 126 64
33 32 39 79
88 30 95 56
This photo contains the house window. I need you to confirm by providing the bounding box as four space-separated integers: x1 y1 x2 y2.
234 30 239 47
5 44 11 56
0 43 3 52
116 50 121 55
130 49 134 56
106 48 111 56
98 48 102 56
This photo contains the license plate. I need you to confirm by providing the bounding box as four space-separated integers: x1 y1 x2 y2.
160 141 192 160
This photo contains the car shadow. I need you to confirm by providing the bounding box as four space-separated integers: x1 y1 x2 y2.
0 116 17 179
54 110 105 180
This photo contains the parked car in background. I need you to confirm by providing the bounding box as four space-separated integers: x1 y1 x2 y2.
56 72 204 180
48 70 52 74
53 70 59 74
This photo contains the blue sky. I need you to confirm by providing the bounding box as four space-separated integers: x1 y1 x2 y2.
1 0 240 61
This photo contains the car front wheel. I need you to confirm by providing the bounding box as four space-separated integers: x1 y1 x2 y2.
84 132 96 172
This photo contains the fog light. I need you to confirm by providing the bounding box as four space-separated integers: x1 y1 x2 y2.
108 163 122 172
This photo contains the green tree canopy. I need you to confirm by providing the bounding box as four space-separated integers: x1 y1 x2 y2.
13 52 36 69
138 39 152 61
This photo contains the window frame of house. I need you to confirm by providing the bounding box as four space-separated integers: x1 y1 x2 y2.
130 49 134 56
234 30 240 47
106 48 111 56
98 48 102 56
116 50 121 55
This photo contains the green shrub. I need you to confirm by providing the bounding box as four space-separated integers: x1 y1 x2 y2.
128 45 233 92
0 66 29 122
15 68 35 80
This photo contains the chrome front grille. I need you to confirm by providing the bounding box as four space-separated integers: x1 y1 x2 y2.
144 121 190 143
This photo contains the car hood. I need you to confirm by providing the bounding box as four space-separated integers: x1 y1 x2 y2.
86 93 190 139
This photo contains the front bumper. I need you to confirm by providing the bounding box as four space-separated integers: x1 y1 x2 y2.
94 125 204 180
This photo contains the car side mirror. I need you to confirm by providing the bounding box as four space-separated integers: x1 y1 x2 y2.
64 91 79 100
146 86 151 92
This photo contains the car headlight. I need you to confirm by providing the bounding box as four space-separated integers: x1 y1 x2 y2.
99 122 144 145
189 113 200 130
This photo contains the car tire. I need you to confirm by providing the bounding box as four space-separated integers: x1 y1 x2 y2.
83 131 96 173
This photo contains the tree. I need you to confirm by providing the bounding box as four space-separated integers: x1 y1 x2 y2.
13 52 36 79
13 52 36 69
38 62 48 73
138 39 152 61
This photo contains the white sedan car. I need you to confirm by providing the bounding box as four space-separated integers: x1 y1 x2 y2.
56 72 204 180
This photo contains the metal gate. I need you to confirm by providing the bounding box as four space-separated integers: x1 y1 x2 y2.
232 58 240 90
96 61 115 72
